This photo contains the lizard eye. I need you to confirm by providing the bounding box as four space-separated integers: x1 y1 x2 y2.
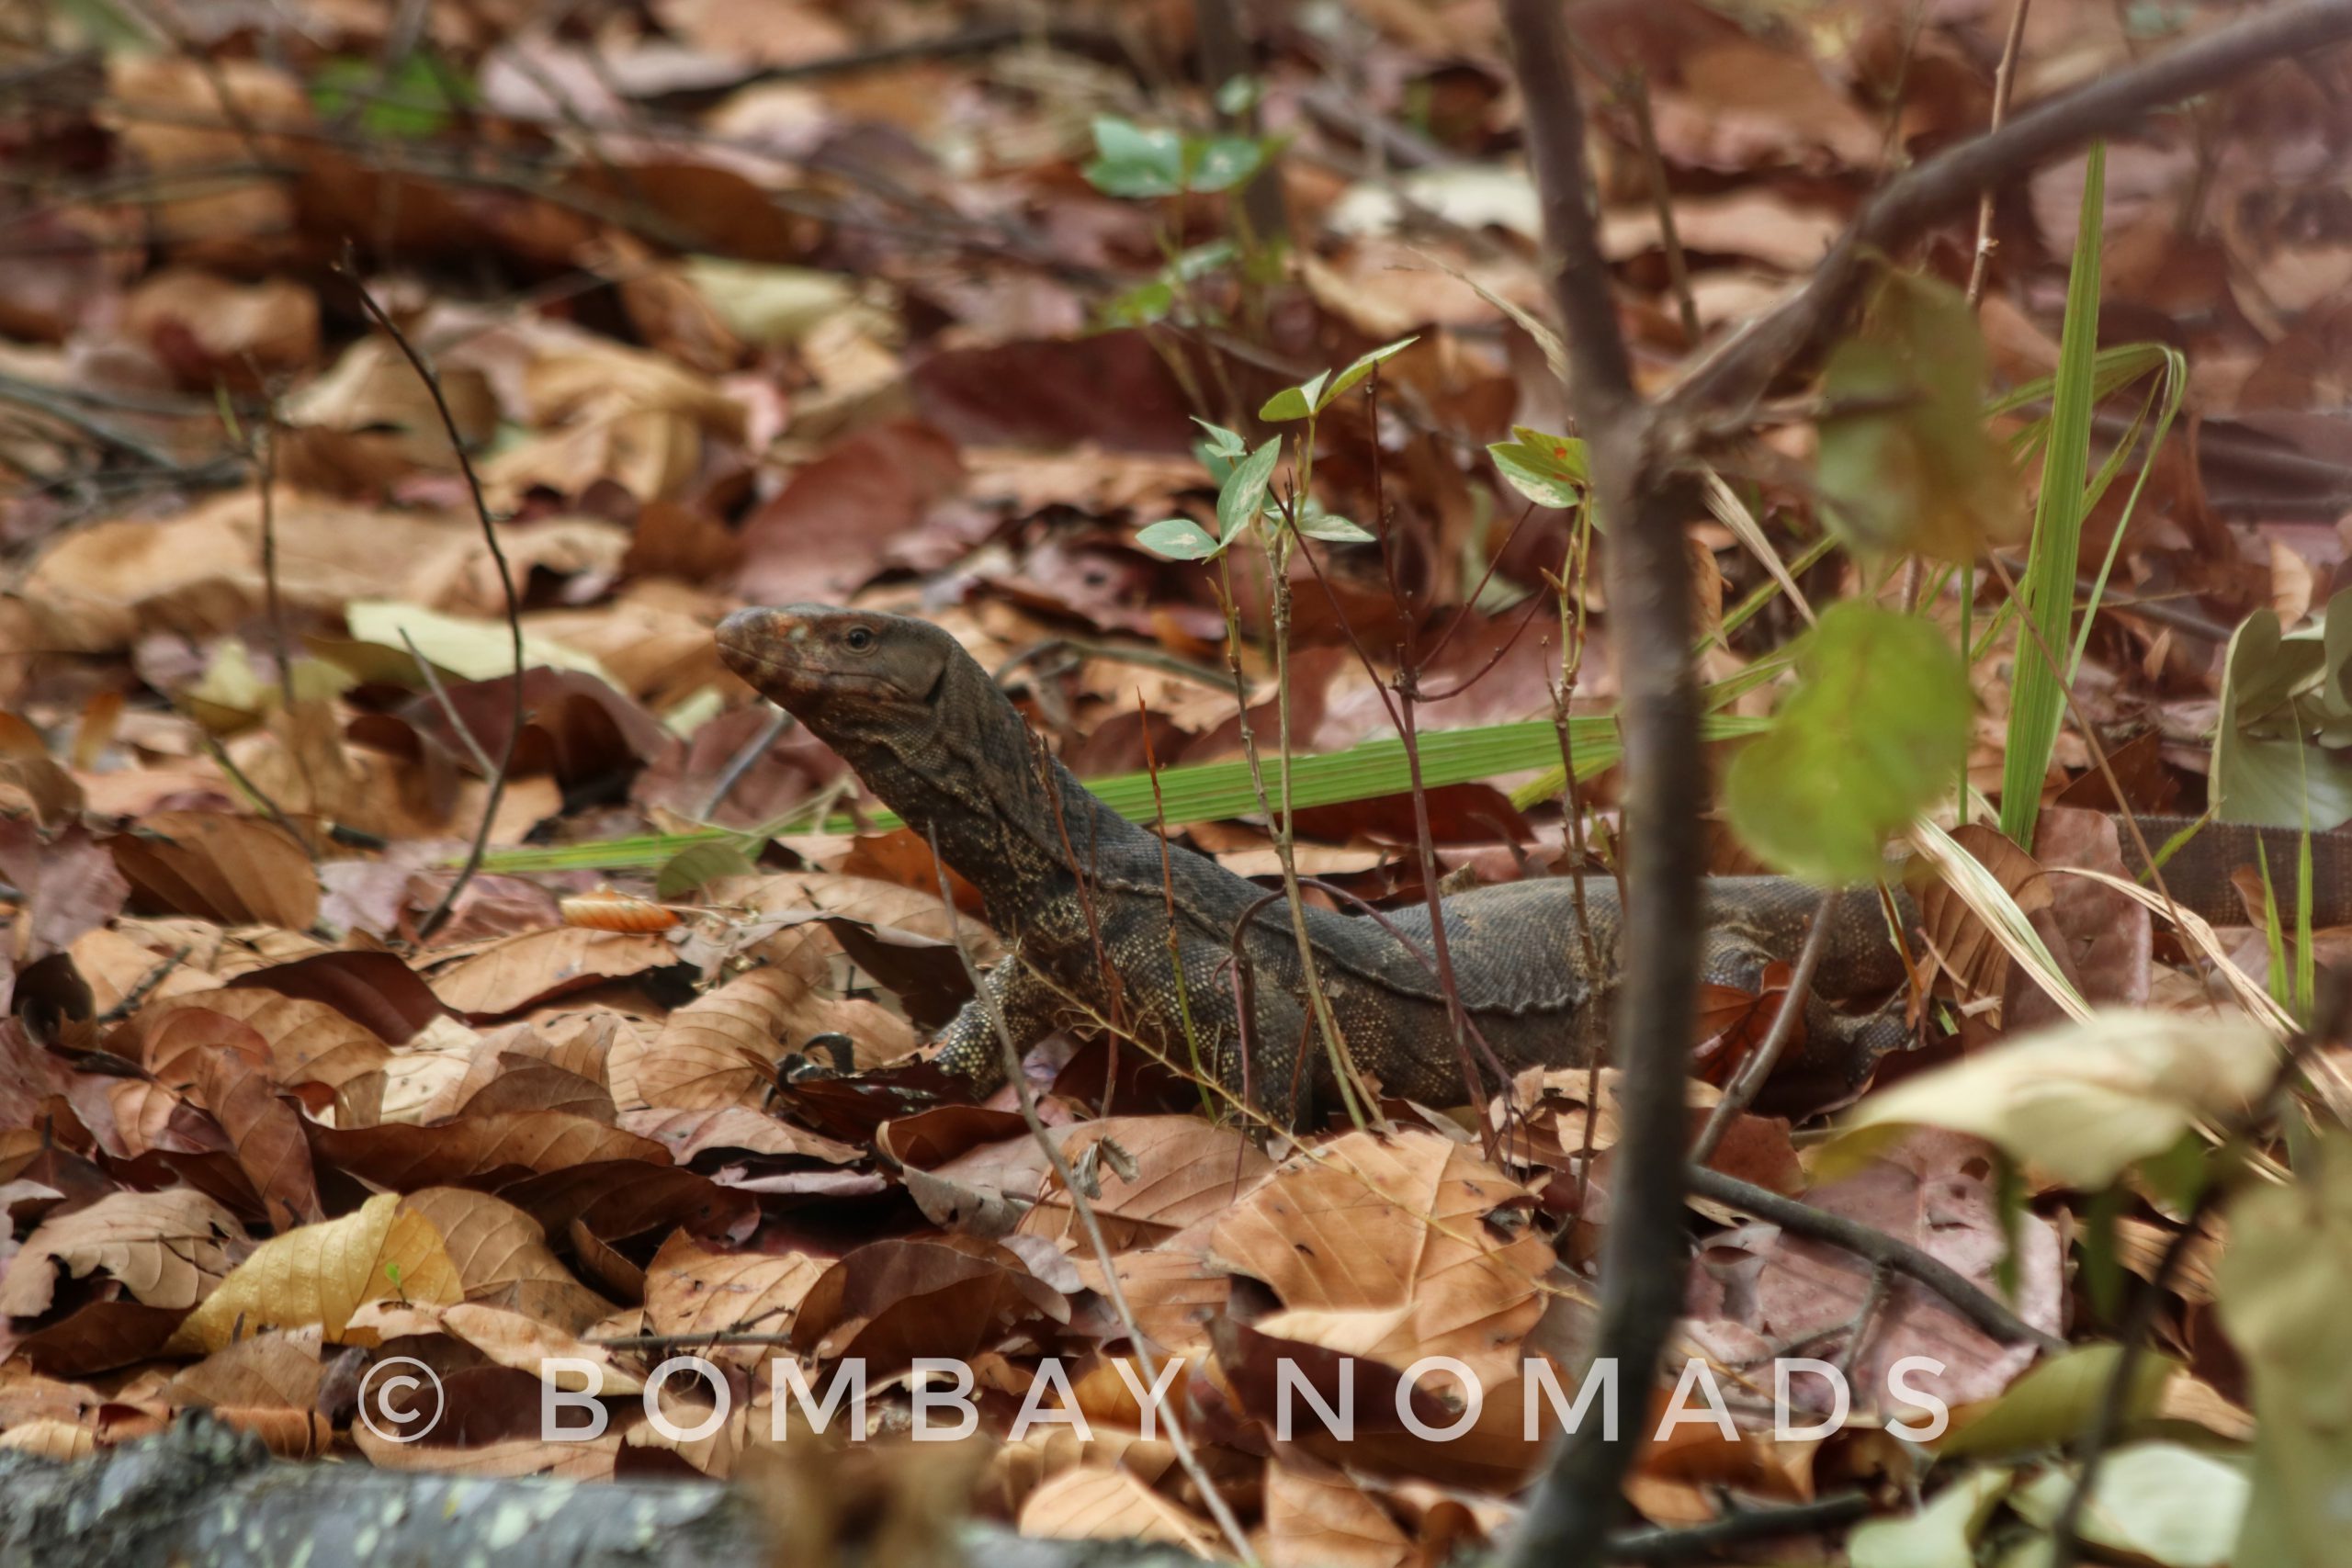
843 626 874 652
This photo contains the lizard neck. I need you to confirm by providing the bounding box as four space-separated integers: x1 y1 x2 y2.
817 662 1139 936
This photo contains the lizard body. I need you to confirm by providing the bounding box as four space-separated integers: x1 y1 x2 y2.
717 605 2350 1125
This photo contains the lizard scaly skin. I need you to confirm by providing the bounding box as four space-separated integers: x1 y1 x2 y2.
717 605 1917 1125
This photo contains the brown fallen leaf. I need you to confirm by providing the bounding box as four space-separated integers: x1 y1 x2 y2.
1015 1463 1217 1556
196 1036 325 1232
641 1229 828 1371
0 1187 250 1318
1204 1128 1553 1387
428 927 682 1020
110 812 319 931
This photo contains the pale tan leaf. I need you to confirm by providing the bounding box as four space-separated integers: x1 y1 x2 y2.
429 927 680 1019
1204 1129 1551 1385
1017 1466 1216 1555
0 1189 249 1317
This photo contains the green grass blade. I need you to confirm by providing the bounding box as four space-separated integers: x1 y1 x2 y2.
476 708 1771 874
1999 142 2106 850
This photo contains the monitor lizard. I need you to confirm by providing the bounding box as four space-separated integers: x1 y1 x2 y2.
717 604 2350 1126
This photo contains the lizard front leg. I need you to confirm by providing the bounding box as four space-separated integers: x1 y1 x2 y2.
928 954 1064 1096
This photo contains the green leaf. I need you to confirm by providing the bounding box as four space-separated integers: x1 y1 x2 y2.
1214 75 1261 116
1183 135 1264 193
1293 513 1375 544
1724 602 1971 885
655 840 758 898
1939 1345 2178 1459
1101 278 1175 328
311 53 468 140
1136 518 1222 560
1487 427 1589 509
2010 1446 2249 1567
1216 437 1283 538
1816 271 2022 562
1259 374 1328 423
2001 144 2107 850
1191 419 1248 461
1849 1467 2013 1568
1083 118 1184 197
2216 1131 2352 1568
1317 335 1419 410
2213 587 2352 830
1824 1009 2278 1190
475 707 1770 874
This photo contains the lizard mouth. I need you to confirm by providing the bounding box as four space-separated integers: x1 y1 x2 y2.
716 608 820 704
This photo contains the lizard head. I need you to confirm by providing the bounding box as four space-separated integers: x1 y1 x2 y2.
716 605 959 735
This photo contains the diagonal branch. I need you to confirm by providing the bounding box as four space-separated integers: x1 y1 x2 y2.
1665 0 2352 429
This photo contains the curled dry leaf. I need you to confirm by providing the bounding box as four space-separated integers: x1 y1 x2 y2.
791 1236 1075 1375
0 820 131 964
607 963 807 1112
305 1111 668 1190
0 1188 250 1317
1692 1128 2063 1416
439 1300 647 1395
124 270 319 386
616 1104 859 1166
224 949 447 1045
397 1187 614 1332
1262 1463 1418 1568
355 1417 624 1480
166 1328 324 1414
141 993 391 1096
196 1036 325 1232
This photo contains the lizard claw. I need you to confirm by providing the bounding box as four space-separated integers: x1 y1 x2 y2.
780 1032 856 1082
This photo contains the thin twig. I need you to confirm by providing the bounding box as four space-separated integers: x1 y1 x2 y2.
1687 1167 2064 1353
1600 1492 1873 1564
0 372 193 472
1690 896 1837 1164
340 268 524 943
1621 68 1702 346
396 630 499 779
95 944 193 1023
191 729 317 864
1966 0 2036 307
253 414 294 715
698 706 792 820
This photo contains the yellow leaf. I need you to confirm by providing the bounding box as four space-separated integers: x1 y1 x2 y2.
168 1192 461 1354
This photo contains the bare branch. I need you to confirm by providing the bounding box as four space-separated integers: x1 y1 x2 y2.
1500 3 1706 1565
1687 1167 2065 1353
1668 0 2352 427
